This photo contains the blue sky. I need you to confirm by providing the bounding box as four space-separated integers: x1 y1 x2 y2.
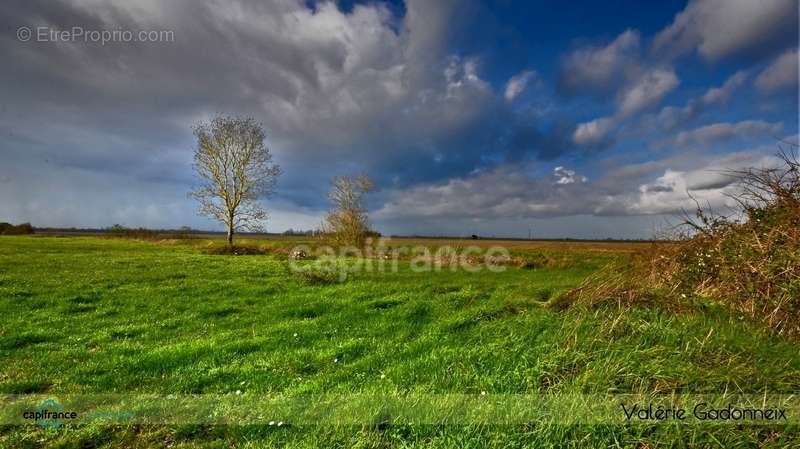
1 0 798 238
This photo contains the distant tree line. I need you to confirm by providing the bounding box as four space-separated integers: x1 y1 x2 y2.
0 222 34 235
282 229 317 236
105 224 197 240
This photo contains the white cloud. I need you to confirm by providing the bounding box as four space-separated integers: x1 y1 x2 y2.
654 71 748 130
375 166 588 220
562 28 681 147
573 117 615 145
625 151 781 215
617 68 679 117
653 0 798 61
558 29 641 95
628 169 732 215
504 70 537 101
701 71 748 104
553 166 587 185
376 149 781 222
573 68 679 145
673 120 783 147
755 48 799 93
598 147 787 214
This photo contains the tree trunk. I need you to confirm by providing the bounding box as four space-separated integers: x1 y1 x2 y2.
226 222 234 246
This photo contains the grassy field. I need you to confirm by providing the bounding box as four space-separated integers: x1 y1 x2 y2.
1 236 799 448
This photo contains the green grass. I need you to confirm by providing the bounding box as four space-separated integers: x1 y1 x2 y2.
0 236 798 448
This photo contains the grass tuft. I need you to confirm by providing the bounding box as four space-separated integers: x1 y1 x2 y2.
295 266 343 285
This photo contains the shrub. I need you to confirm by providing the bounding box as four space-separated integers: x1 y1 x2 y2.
323 173 375 247
646 149 800 337
557 148 800 337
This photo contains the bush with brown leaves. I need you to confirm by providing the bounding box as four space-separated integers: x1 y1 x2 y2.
558 148 800 337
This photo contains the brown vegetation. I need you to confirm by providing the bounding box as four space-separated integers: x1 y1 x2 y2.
322 173 375 247
555 148 800 337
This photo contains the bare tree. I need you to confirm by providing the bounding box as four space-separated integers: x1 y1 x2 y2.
324 173 374 246
190 116 281 246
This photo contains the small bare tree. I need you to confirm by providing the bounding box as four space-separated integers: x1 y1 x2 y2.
191 116 281 246
324 173 374 246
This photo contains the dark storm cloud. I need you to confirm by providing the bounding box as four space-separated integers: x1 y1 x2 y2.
1 0 576 224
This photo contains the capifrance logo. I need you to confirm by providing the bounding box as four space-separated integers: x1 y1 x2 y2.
22 399 77 428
